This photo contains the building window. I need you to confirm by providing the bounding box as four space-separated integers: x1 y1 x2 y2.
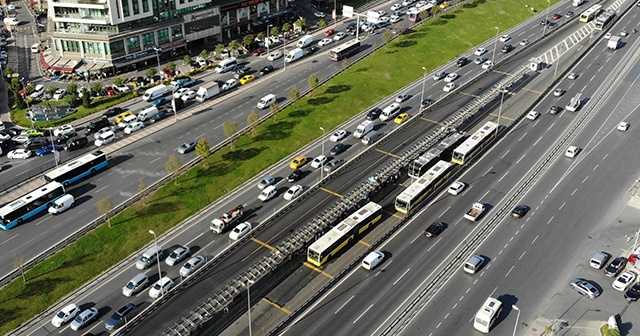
142 32 155 48
127 35 140 52
142 0 149 12
179 0 184 3
132 0 140 15
109 40 126 57
157 28 169 44
171 25 182 39
121 0 130 17
62 40 81 53
83 41 103 54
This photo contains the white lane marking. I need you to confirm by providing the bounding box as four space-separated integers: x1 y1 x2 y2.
501 149 511 159
505 265 515 277
603 153 608 160
427 238 441 251
532 235 539 244
410 234 421 245
95 185 108 193
150 157 161 164
2 234 18 245
439 206 451 218
353 304 374 324
559 202 566 210
532 135 543 146
519 251 526 260
593 164 599 171
547 216 554 225
393 268 411 286
571 189 578 196
334 295 355 314
498 171 509 182
582 176 589 183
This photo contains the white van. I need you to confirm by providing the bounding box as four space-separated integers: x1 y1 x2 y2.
380 103 401 121
296 35 314 48
361 131 382 145
353 120 374 139
258 185 277 202
473 297 503 333
48 194 75 214
122 273 149 297
95 131 116 146
257 94 276 109
463 255 485 274
215 58 238 73
136 245 164 269
137 106 159 122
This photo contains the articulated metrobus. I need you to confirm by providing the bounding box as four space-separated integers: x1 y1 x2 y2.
395 160 454 214
329 40 361 61
44 151 108 186
307 202 383 266
579 4 602 23
0 182 66 230
408 132 464 178
594 9 615 30
451 121 499 165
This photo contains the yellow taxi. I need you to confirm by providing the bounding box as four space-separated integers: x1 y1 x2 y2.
289 156 308 169
239 74 256 85
115 111 134 124
394 113 409 124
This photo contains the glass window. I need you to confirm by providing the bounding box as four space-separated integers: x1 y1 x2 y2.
142 0 149 12
121 0 130 16
156 28 169 44
62 40 81 53
142 32 155 48
126 35 140 52
171 26 183 39
83 41 103 54
109 40 126 57
132 0 140 15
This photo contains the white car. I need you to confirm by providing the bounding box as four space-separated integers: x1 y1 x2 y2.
482 60 494 69
390 3 402 10
12 134 30 144
51 303 80 327
448 181 466 195
8 149 32 159
318 38 333 47
179 256 205 277
180 90 196 101
395 93 409 103
173 88 189 99
330 130 347 142
284 184 304 201
499 34 510 42
52 88 66 100
526 111 540 120
520 39 529 46
118 114 138 128
70 307 98 331
389 15 401 23
30 84 45 98
362 251 385 270
311 155 328 168
93 126 116 140
313 11 326 18
166 245 190 266
617 122 630 132
377 10 387 16
612 271 637 291
553 88 565 97
334 32 347 40
444 72 458 82
267 51 283 61
229 222 252 240
3 17 19 25
443 83 456 92
474 48 487 56
604 32 612 39
53 124 76 136
94 130 116 147
565 146 580 158
149 277 174 299
222 79 238 91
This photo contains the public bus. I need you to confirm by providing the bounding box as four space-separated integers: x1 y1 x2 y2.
307 202 382 266
579 4 602 23
0 182 66 230
409 133 464 178
408 4 433 22
473 297 503 333
594 9 615 30
44 151 108 186
328 40 361 61
451 121 499 165
395 161 454 214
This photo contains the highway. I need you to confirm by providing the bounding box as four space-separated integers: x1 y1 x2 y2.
12 0 586 334
274 4 640 336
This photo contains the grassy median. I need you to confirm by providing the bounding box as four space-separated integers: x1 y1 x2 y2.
0 0 557 332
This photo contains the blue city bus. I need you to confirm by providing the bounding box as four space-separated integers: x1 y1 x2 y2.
44 151 108 186
0 182 66 230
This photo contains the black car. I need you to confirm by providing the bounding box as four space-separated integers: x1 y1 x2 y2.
149 110 168 123
625 284 640 302
604 257 628 277
501 44 513 53
540 19 549 25
103 107 124 118
330 143 346 155
55 132 78 144
104 303 136 330
287 169 304 182
305 46 319 56
366 108 382 120
232 65 250 79
424 222 445 237
85 116 111 135
456 57 468 67
420 98 433 109
24 137 48 150
64 136 88 151
549 105 561 114
259 65 274 76
511 205 529 218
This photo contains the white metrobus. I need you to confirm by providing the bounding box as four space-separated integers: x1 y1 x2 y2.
395 160 454 214
473 297 503 333
451 121 498 165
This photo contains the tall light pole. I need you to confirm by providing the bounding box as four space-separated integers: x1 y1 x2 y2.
148 230 163 294
320 127 325 180
497 84 506 137
542 0 551 36
283 40 287 70
266 24 273 55
153 46 162 77
512 305 521 336
420 66 427 110
247 279 255 336
492 26 499 64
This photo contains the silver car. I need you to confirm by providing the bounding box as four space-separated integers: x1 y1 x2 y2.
70 307 98 331
569 278 600 299
177 140 197 154
166 245 190 266
323 159 344 173
180 256 206 277
257 176 276 189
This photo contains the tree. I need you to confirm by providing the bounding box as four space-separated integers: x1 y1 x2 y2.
318 19 327 27
14 253 27 282
199 49 209 59
138 179 147 205
289 85 300 104
112 76 124 87
294 18 307 31
166 154 182 185
91 82 103 95
269 101 280 121
97 198 114 227
341 59 348 69
46 85 56 96
222 121 238 148
195 137 210 159
228 40 241 56
256 32 265 42
66 83 78 94
419 10 430 21
166 62 176 72
14 91 26 109
243 34 254 48
282 23 291 33
270 26 280 37
215 44 225 57
247 110 260 136
146 68 157 78
307 74 319 96
431 5 440 17
383 30 394 46
183 55 192 67
82 88 91 108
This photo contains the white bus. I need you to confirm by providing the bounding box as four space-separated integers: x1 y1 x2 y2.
0 182 66 230
451 121 498 165
565 93 582 112
473 297 503 333
409 133 464 178
395 161 453 213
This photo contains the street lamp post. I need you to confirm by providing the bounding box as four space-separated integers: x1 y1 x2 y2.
492 27 500 64
320 127 325 180
420 66 427 110
148 230 163 294
283 40 287 70
247 279 255 336
512 305 521 336
153 47 162 77
542 0 551 36
266 24 273 55
497 85 507 136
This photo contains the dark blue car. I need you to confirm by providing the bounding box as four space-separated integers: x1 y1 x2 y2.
36 145 62 156
152 97 169 107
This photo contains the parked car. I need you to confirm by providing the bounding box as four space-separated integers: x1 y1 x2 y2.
612 271 637 291
625 284 640 302
569 278 600 299
604 257 627 277
52 88 66 100
617 122 630 132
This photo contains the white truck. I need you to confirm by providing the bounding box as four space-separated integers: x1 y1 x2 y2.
464 202 485 221
195 83 221 102
210 204 245 234
142 84 169 101
367 10 383 24
285 48 304 63
607 36 621 50
572 0 584 6
353 120 374 139
296 35 314 48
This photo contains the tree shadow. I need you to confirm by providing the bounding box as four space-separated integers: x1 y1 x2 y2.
394 40 417 48
462 2 478 8
354 67 368 73
432 18 447 25
290 108 314 118
408 32 427 39
441 14 456 20
222 147 266 162
325 85 351 94
122 201 181 222
308 96 334 105
385 49 399 54
255 121 297 141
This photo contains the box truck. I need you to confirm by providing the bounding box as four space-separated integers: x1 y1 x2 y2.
195 83 221 102
285 48 304 63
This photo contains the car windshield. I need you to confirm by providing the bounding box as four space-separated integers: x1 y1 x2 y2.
56 311 66 318
184 263 192 270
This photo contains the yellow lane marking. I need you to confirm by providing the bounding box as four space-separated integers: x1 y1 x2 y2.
375 148 399 158
490 113 515 121
521 87 543 94
359 240 371 247
262 298 292 314
420 117 442 124
319 187 344 198
250 238 277 251
383 210 404 219
459 91 480 98
304 262 334 279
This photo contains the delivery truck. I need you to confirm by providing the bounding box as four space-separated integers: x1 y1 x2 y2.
210 205 245 234
195 83 221 102
285 48 304 63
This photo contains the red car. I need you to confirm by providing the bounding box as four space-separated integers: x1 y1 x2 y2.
162 68 174 77
552 13 562 19
324 28 335 36
252 48 264 56
103 86 116 95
